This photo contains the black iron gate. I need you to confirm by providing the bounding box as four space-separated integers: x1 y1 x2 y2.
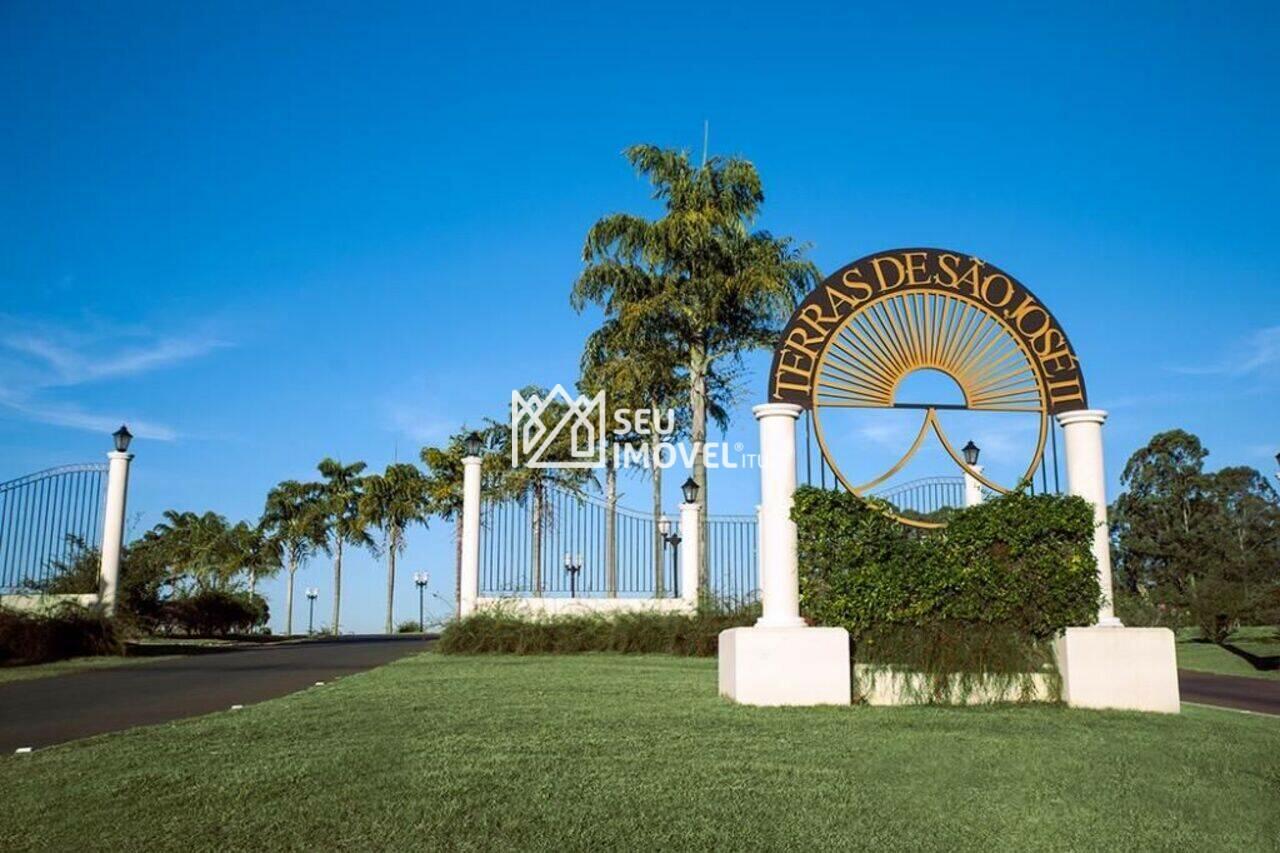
0 464 108 592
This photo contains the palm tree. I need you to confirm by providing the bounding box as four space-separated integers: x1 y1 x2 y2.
572 143 815 584
360 463 432 634
262 480 328 636
144 509 233 592
317 458 371 635
221 520 281 597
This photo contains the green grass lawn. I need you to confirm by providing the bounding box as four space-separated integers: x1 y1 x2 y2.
1 653 1277 852
0 654 179 685
1176 626 1280 681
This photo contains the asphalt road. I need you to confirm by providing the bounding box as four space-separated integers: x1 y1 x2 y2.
0 635 428 752
1178 669 1280 715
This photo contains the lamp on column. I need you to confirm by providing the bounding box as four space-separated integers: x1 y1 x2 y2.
681 476 699 504
962 440 980 467
464 432 483 456
113 424 133 453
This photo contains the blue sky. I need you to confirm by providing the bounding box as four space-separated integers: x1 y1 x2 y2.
1 2 1277 633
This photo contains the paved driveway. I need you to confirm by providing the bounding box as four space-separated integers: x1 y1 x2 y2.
0 635 428 751
1178 669 1280 715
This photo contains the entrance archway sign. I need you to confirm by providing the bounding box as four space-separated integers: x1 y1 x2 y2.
719 247 1181 713
769 247 1085 526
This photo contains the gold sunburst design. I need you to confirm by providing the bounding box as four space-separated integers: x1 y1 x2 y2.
769 248 1088 529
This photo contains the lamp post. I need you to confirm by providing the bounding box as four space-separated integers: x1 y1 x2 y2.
659 516 682 598
961 440 984 508
460 432 484 618
678 477 700 603
563 553 583 598
305 587 319 635
98 425 134 616
413 572 430 633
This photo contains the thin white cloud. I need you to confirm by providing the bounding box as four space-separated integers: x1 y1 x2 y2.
0 317 228 440
1174 325 1280 376
3 331 227 387
0 393 176 441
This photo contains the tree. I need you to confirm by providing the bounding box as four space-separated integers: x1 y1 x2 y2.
360 463 432 634
1112 430 1280 643
573 143 818 585
221 520 281 597
317 458 372 635
262 480 328 636
140 510 236 592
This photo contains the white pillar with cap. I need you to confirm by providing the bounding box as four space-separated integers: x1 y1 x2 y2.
97 425 134 616
717 402 850 706
1056 409 1120 627
459 432 484 618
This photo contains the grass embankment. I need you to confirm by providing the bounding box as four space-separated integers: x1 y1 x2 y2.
1 654 1277 851
1176 626 1280 681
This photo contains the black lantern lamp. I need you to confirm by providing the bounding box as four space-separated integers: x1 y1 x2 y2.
962 440 980 467
113 424 133 453
464 431 483 457
681 476 699 504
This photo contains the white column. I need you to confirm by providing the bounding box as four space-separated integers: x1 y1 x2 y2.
459 455 482 618
679 501 699 605
753 403 804 628
98 450 133 616
1057 409 1121 627
963 464 984 508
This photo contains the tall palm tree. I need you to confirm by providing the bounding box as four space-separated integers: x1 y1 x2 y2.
317 458 371 635
360 463 432 634
262 480 328 636
572 143 815 584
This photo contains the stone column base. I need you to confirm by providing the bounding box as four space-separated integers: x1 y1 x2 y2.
718 626 851 706
1054 626 1180 714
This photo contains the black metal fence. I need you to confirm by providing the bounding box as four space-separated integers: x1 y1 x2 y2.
0 464 108 592
479 484 759 603
870 476 966 516
481 486 670 598
706 515 759 606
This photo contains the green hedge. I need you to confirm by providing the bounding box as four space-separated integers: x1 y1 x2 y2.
795 487 1101 673
0 604 121 665
158 590 269 636
437 603 759 656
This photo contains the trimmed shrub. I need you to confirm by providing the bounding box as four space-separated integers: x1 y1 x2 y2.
396 620 424 633
159 590 269 636
0 604 121 665
437 602 759 656
795 486 1101 680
